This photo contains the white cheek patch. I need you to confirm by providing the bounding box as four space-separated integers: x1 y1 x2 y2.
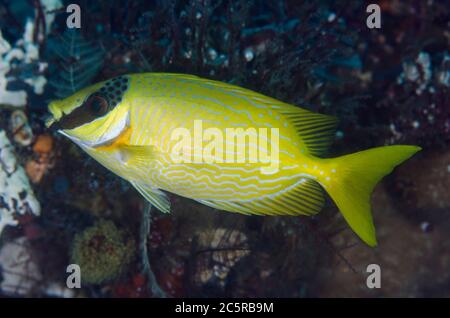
60 111 130 149
95 112 129 146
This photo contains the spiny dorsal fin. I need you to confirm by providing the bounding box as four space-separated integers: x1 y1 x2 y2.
143 73 202 81
197 178 324 216
131 181 171 213
167 74 339 157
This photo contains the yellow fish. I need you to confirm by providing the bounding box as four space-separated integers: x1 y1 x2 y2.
46 73 421 246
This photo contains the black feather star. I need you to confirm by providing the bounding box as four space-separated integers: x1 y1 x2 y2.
47 29 104 99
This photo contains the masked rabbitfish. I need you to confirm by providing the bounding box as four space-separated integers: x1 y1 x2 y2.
46 73 421 246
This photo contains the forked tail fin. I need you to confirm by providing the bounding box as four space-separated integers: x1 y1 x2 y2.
320 145 421 246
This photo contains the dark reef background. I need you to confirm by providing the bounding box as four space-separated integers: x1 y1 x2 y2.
0 0 449 297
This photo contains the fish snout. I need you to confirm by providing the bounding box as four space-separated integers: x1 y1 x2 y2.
44 112 60 131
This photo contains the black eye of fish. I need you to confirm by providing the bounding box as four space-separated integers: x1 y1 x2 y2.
86 95 109 116
52 94 111 130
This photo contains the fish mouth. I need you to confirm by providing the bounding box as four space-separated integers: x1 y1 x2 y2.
46 119 61 132
46 100 65 128
45 112 63 133
44 109 55 127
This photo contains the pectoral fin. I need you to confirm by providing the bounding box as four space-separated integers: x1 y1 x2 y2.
131 181 171 214
119 144 161 165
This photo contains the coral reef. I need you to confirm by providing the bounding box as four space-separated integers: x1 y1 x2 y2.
0 235 75 297
9 110 33 146
192 228 250 289
70 220 135 285
0 130 40 235
26 133 55 183
0 21 47 107
0 236 42 296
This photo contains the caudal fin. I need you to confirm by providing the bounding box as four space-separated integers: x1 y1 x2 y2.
321 145 421 246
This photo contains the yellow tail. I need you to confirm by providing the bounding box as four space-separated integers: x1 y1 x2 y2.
318 145 421 246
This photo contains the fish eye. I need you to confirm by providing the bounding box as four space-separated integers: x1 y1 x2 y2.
85 95 109 116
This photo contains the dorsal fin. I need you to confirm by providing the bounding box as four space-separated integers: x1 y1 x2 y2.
164 74 339 157
272 105 338 156
197 178 325 216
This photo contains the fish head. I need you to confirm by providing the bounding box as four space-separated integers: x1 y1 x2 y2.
46 75 131 148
